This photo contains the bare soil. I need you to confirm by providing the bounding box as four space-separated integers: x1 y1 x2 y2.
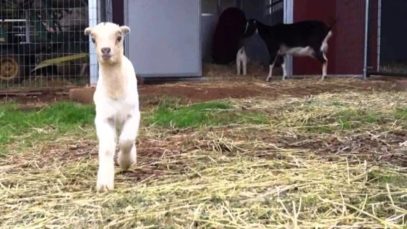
139 76 406 105
1 68 407 107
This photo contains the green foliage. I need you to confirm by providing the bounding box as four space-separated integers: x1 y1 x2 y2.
394 107 407 120
0 102 94 155
146 100 269 128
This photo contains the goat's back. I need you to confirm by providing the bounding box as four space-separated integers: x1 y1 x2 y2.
257 20 331 48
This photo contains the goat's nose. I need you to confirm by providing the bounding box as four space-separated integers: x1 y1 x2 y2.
101 48 111 54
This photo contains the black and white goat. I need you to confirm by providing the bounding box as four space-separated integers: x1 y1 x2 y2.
247 19 333 81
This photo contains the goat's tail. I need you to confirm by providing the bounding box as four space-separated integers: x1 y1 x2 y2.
327 17 338 31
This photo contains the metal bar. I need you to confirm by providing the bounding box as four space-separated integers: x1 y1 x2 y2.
363 0 370 79
0 19 26 22
123 0 129 56
377 0 382 72
24 10 30 43
89 0 98 85
284 0 294 77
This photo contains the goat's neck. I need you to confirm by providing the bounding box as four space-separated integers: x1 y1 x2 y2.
99 62 127 99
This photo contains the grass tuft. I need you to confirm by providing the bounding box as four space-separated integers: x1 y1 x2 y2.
0 102 94 156
147 100 269 128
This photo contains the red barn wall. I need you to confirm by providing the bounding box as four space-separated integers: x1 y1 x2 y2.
293 0 373 75
334 0 365 75
293 0 336 75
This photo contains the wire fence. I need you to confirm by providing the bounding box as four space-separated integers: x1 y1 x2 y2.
0 0 89 91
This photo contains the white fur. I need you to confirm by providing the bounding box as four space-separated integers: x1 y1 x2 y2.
282 62 287 80
236 47 248 76
321 31 332 53
280 45 314 57
266 64 274 82
85 22 140 192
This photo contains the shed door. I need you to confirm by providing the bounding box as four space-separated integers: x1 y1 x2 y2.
125 0 201 77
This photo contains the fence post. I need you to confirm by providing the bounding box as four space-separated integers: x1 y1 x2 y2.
88 0 98 86
363 0 370 79
284 0 294 77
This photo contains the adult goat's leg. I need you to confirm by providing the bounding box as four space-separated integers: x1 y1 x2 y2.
236 54 241 75
274 55 286 80
313 51 328 81
266 49 278 82
118 112 140 171
95 117 116 192
242 52 247 76
322 52 328 80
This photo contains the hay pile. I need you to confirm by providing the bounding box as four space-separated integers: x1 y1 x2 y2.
0 90 406 228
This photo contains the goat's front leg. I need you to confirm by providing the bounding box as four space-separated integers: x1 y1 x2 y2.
118 111 140 171
95 117 116 192
266 64 274 82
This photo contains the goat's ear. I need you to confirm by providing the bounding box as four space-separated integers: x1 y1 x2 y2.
120 26 130 35
84 27 92 36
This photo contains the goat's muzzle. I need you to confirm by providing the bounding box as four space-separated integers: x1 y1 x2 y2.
101 48 112 60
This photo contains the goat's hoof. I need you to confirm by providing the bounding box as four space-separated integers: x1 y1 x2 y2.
96 178 114 192
118 161 134 171
96 183 114 192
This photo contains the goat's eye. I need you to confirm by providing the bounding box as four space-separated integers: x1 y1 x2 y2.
91 38 95 43
117 36 122 42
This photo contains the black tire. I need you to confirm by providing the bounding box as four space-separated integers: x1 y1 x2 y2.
0 55 28 83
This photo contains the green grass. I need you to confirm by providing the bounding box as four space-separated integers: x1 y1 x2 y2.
278 97 395 133
394 107 407 121
0 102 95 155
336 109 383 129
368 169 407 186
0 100 269 156
146 100 269 128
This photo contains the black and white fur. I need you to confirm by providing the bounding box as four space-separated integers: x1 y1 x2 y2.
247 19 333 81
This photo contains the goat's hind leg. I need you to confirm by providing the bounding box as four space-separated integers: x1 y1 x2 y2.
314 51 328 81
266 50 279 82
273 55 286 80
118 111 140 171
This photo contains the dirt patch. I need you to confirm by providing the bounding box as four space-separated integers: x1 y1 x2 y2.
139 77 406 106
1 75 407 108
279 131 407 167
2 131 192 182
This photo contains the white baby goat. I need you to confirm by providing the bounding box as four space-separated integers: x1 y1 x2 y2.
84 22 140 192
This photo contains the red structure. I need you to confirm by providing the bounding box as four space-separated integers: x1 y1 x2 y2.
293 0 377 75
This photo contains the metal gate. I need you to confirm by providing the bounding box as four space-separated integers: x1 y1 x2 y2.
124 0 201 78
368 0 407 76
0 0 89 90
